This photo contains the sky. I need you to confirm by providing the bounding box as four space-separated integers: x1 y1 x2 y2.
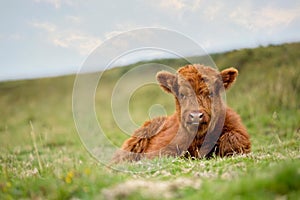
0 0 300 81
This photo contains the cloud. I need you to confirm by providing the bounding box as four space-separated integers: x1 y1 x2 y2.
150 1 300 34
31 21 57 32
31 21 101 55
33 0 77 9
34 0 62 9
230 6 300 32
148 0 202 15
159 0 186 11
104 22 141 39
52 31 101 55
104 30 123 40
65 15 82 24
203 2 224 21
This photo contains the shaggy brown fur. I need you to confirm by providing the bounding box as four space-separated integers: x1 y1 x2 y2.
112 64 251 163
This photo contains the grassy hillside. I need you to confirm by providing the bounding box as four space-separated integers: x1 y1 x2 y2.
0 42 300 199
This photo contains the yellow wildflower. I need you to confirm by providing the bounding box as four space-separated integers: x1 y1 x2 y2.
84 168 91 176
6 182 11 188
65 171 74 184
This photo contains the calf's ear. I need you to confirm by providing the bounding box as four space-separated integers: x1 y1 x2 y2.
221 67 238 89
156 71 177 93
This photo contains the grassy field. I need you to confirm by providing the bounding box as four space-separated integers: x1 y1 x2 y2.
0 42 300 199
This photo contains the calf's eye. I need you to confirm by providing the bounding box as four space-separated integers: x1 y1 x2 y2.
180 93 186 99
208 92 214 98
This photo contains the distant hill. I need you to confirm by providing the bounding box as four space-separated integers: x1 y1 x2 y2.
0 42 299 149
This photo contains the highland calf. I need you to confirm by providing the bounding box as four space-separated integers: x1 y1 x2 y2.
112 64 251 163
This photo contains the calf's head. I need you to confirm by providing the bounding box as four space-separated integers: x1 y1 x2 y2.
156 64 238 135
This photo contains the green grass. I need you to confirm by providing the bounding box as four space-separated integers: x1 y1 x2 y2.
1 42 300 199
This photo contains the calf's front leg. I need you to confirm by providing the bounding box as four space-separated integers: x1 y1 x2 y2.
217 130 251 157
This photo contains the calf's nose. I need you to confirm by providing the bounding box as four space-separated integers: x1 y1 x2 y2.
189 111 204 122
